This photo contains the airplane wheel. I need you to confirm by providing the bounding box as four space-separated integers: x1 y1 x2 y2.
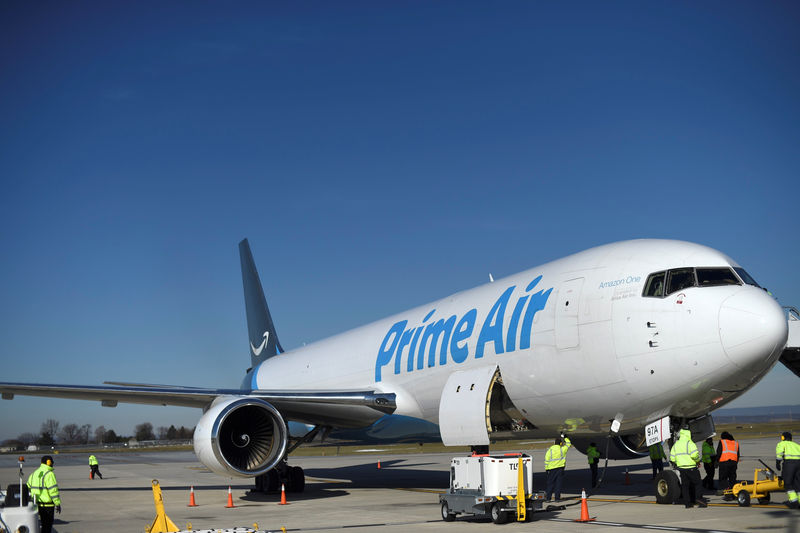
266 470 279 492
441 501 456 522
757 493 770 505
289 466 305 493
255 471 279 493
491 502 508 524
737 490 751 507
654 471 681 504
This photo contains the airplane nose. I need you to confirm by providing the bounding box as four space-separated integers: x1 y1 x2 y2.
719 289 788 369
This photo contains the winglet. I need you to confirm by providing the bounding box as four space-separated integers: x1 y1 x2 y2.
239 239 284 369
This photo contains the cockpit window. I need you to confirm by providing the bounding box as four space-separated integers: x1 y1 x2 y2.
643 266 746 298
696 267 740 287
643 271 666 297
667 268 696 295
734 267 761 288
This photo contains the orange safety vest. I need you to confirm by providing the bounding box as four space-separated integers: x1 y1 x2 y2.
719 439 739 462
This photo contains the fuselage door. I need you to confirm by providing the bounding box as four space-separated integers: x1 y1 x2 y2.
556 277 584 350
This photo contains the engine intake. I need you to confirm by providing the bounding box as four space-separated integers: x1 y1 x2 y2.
194 397 288 477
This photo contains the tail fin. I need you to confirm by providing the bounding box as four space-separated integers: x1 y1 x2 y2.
239 239 284 369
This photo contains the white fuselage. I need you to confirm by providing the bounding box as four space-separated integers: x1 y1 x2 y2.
252 239 787 437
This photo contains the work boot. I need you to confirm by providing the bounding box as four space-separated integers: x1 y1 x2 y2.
697 499 708 508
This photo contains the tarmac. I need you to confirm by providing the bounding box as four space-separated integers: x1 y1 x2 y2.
1 436 798 533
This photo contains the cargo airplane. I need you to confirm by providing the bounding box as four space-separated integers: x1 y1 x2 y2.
1 239 793 496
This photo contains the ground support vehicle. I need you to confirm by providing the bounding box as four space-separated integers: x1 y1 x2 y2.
723 460 784 507
438 453 545 524
0 486 40 533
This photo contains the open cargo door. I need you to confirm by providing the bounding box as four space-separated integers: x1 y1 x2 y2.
438 366 535 446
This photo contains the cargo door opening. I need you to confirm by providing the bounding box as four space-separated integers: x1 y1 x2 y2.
439 366 537 446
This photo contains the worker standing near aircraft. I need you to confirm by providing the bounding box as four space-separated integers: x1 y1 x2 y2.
716 431 740 499
649 443 666 478
776 431 800 509
701 437 716 490
586 442 601 488
669 427 707 508
88 454 103 479
27 455 62 533
544 434 571 502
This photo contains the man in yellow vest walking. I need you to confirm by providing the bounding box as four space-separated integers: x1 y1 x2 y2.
544 434 571 502
776 431 800 509
669 427 707 508
89 454 103 479
27 455 62 533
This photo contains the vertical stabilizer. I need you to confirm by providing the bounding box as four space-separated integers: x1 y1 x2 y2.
239 239 284 369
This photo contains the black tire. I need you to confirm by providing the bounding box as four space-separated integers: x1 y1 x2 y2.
289 466 305 493
266 470 280 492
255 471 278 493
441 501 455 522
655 470 681 504
737 490 750 507
757 493 770 505
491 502 507 524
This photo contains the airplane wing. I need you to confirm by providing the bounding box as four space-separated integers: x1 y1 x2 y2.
0 382 396 427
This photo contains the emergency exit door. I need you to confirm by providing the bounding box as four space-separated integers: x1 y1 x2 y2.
555 277 584 349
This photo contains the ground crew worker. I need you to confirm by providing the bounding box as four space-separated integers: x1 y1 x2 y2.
776 431 800 509
586 442 601 488
544 434 571 502
89 454 103 479
701 437 716 490
27 455 61 533
669 427 707 508
716 431 740 498
649 443 666 478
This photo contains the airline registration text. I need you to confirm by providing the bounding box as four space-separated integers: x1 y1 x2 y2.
375 276 553 381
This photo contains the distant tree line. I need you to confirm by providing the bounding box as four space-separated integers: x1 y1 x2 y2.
0 418 194 450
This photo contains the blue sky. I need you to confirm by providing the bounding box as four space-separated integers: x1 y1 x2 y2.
1 2 798 441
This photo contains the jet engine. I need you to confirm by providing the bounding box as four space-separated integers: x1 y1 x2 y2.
194 397 288 478
570 434 648 460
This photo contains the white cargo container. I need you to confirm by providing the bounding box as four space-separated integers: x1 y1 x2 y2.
439 453 545 524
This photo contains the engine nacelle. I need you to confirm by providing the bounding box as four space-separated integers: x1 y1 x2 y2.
194 397 288 478
570 434 648 460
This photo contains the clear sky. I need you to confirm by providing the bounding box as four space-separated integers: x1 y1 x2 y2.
1 2 798 442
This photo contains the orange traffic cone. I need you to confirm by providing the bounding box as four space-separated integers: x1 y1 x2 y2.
279 483 289 505
574 489 595 522
188 486 198 507
377 460 381 469
225 486 235 508
624 468 631 485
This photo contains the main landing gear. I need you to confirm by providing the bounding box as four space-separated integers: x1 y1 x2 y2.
253 425 326 494
254 458 305 493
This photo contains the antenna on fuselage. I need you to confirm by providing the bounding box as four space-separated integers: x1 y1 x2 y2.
489 273 494 283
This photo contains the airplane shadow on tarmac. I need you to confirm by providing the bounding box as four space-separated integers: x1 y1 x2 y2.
304 459 449 489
